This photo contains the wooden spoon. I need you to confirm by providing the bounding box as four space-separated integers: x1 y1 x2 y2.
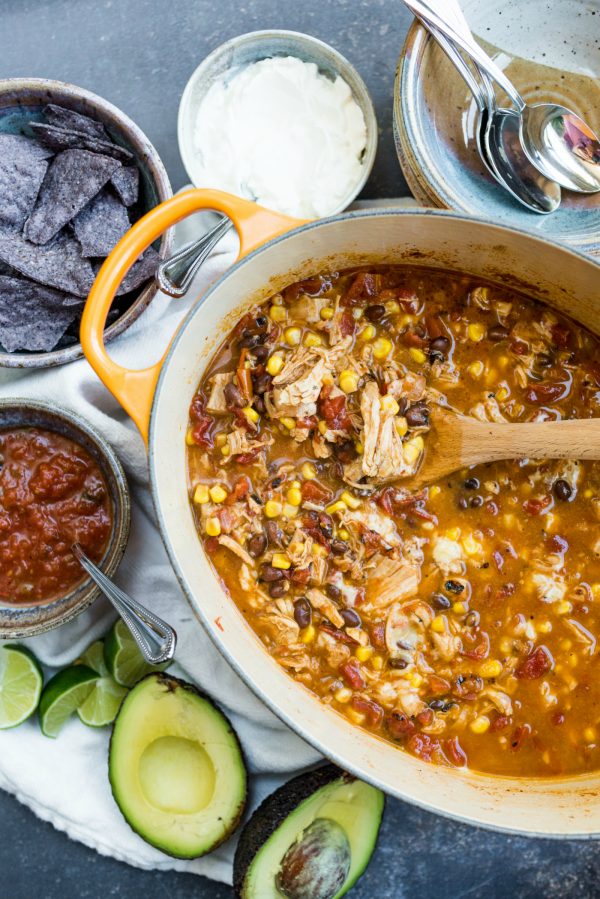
410 406 600 489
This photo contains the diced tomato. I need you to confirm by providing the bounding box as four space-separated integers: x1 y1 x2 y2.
339 310 356 338
490 715 511 733
417 708 433 727
236 348 253 401
461 630 490 661
235 447 261 464
301 480 333 504
321 624 357 645
403 329 428 349
289 567 311 584
510 723 532 751
226 475 251 504
189 396 215 448
516 646 553 679
546 534 569 554
283 276 329 300
370 622 387 650
339 658 365 689
351 695 384 729
551 323 571 348
522 495 552 516
444 736 467 767
524 382 568 404
552 711 565 726
425 313 445 340
428 675 451 696
345 271 380 303
386 710 415 741
204 536 220 554
407 732 440 762
510 340 529 356
318 385 351 431
584 361 600 387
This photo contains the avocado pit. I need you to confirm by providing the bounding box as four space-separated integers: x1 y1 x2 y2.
277 817 351 899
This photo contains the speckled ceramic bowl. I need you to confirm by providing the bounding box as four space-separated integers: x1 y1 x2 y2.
177 30 378 215
0 399 130 639
0 78 173 368
394 0 600 256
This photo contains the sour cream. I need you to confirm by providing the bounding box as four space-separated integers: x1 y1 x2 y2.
192 56 367 219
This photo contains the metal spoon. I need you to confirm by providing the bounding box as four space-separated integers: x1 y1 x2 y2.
72 543 176 665
155 215 233 298
425 22 560 213
403 0 600 194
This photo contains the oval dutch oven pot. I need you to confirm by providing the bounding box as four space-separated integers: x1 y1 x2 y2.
81 189 600 837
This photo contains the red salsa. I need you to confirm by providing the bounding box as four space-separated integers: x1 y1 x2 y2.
0 428 113 604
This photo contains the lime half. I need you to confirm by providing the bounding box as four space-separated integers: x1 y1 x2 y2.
77 640 109 677
78 676 128 727
0 645 43 729
104 619 168 688
39 666 98 738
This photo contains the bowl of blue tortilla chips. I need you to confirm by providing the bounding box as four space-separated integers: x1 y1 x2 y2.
0 78 173 367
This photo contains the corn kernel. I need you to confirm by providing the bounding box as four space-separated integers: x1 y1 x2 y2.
301 462 317 480
320 306 334 320
421 521 434 531
265 500 282 518
394 416 408 437
318 420 328 435
429 485 441 499
215 433 227 447
496 386 509 402
373 337 393 360
354 440 364 455
446 527 461 541
431 615 446 633
291 480 301 489
500 637 513 654
209 484 228 504
300 625 316 644
584 488 593 499
359 324 376 341
385 299 400 314
322 373 334 387
221 445 231 457
409 347 426 364
452 602 467 615
334 687 353 703
560 639 573 651
205 517 221 537
463 533 483 556
355 646 373 662
304 332 322 348
280 417 296 430
346 708 366 725
286 487 302 506
380 394 399 415
338 528 350 541
371 654 384 670
339 369 359 394
584 727 597 743
468 322 486 342
403 435 424 465
193 484 210 504
283 503 299 519
326 500 348 515
470 715 490 734
242 405 259 424
409 672 423 688
340 491 361 510
467 361 484 379
284 326 302 346
479 659 503 679
185 429 196 446
269 305 287 322
555 600 573 615
266 354 284 376
272 552 291 570
312 543 327 557
272 293 284 305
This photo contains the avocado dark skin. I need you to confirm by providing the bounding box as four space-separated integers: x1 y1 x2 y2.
233 764 373 897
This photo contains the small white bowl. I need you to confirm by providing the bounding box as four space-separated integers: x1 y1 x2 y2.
177 30 378 217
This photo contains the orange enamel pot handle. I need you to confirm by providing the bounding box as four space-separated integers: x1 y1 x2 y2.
80 189 302 443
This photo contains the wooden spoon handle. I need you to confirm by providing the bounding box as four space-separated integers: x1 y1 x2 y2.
461 417 600 466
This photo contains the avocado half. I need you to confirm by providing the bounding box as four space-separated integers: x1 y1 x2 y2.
109 673 247 858
233 764 385 898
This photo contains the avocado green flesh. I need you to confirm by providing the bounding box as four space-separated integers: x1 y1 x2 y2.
244 779 384 898
109 675 246 858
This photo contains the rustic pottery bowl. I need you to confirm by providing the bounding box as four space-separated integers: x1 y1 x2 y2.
0 78 173 368
178 30 378 215
394 0 600 256
0 399 130 639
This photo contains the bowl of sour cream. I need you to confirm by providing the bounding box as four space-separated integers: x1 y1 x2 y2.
177 30 378 220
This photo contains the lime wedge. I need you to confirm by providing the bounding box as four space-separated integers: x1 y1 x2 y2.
0 645 43 729
39 666 98 738
77 640 109 677
104 619 168 688
77 676 128 727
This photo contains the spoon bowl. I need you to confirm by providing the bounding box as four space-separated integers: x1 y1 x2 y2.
522 104 600 194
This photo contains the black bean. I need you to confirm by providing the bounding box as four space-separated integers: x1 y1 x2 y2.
553 478 573 502
247 533 267 558
260 564 284 582
239 333 261 349
271 477 282 489
431 592 451 610
330 539 348 556
334 440 356 464
252 372 272 395
254 396 265 414
389 658 408 670
265 521 285 546
255 315 269 331
445 580 465 594
293 597 312 628
429 699 446 710
470 495 484 508
463 477 479 490
488 324 509 341
430 336 450 354
536 352 554 368
340 608 361 628
253 345 269 362
318 513 333 539
365 304 386 322
326 584 342 601
405 401 429 428
429 350 445 364
269 580 289 598
224 382 244 408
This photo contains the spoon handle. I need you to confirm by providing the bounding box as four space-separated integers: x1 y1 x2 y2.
155 215 233 298
72 543 177 665
458 417 600 466
402 0 525 111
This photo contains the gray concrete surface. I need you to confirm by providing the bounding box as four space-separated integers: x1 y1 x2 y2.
0 1 599 896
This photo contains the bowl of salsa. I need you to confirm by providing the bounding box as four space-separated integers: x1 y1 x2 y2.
0 398 130 638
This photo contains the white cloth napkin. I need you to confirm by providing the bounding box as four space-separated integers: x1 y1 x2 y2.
0 195 417 883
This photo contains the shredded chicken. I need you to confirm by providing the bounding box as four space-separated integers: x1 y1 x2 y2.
432 536 465 575
206 372 233 413
366 556 420 607
258 612 300 646
218 534 255 567
268 337 351 420
226 428 271 459
360 380 414 483
306 588 345 628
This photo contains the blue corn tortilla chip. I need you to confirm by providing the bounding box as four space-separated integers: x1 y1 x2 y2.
30 122 133 164
111 165 139 206
0 228 95 296
0 275 82 352
94 246 160 295
0 134 53 230
24 149 120 245
43 104 108 140
72 188 130 257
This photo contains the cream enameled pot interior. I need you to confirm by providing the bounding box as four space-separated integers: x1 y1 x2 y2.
149 210 600 836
